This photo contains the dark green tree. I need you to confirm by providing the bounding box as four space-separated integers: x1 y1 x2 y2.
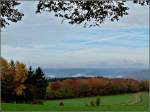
26 66 34 84
33 67 48 99
24 66 35 102
95 97 101 106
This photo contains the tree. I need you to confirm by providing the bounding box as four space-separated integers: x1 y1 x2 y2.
133 0 149 5
25 66 34 84
24 66 36 102
46 77 146 99
95 97 101 106
1 0 149 28
50 81 62 91
140 80 149 91
9 60 16 80
14 62 28 96
36 0 129 27
33 67 47 99
0 58 29 102
0 0 24 28
0 58 49 102
36 0 149 27
0 58 15 102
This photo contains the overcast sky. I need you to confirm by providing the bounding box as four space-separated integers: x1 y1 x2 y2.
1 1 149 68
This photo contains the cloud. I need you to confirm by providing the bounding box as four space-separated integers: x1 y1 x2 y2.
2 43 148 68
1 1 149 68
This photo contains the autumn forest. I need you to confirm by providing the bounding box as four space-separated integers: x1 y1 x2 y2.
1 57 148 104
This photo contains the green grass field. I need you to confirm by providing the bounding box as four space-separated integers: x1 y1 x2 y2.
1 92 149 111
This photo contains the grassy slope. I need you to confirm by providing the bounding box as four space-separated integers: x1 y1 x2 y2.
1 92 149 111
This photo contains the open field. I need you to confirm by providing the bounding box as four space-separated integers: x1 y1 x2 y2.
1 92 149 111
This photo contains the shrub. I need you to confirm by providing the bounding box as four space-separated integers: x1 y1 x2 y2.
95 97 101 106
59 101 64 106
90 100 95 106
32 100 44 105
85 103 88 106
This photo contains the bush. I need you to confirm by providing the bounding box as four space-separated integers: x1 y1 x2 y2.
59 101 64 106
32 100 44 105
90 100 95 106
85 103 88 106
95 97 101 106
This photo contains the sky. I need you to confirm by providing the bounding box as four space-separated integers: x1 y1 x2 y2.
1 1 149 69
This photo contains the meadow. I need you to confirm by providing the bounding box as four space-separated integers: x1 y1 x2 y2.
1 92 149 111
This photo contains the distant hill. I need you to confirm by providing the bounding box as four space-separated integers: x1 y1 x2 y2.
44 68 149 80
125 69 149 80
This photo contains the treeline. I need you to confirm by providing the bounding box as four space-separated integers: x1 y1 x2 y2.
1 57 149 103
0 58 47 103
47 77 149 99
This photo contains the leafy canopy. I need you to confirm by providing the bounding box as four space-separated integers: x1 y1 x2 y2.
0 0 149 28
